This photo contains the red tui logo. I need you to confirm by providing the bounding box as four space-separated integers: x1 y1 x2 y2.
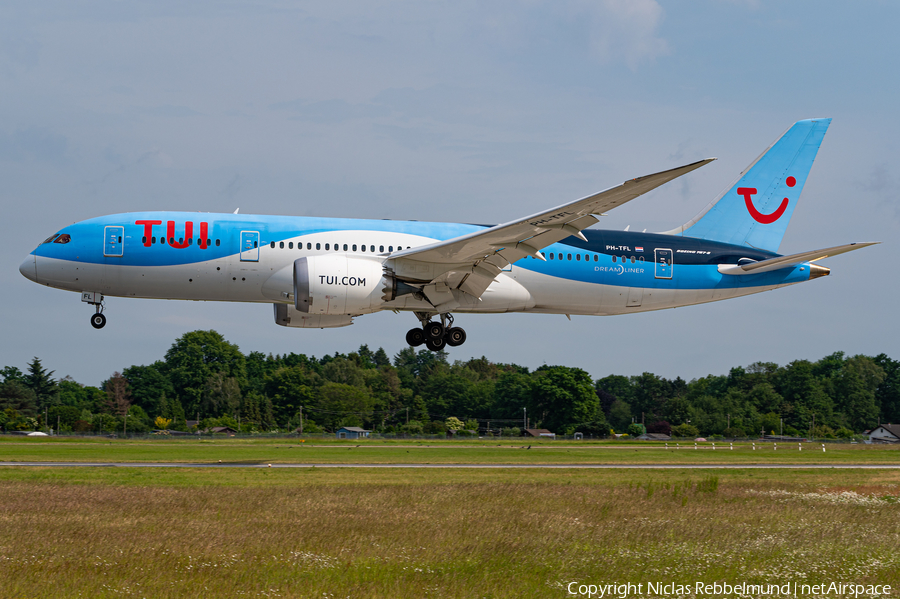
739 176 795 224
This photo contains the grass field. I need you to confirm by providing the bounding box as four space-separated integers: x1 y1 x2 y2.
2 436 899 465
1 440 899 598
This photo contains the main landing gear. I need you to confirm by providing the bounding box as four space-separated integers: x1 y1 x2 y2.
405 312 466 351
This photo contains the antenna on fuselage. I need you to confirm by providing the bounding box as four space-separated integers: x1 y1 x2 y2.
233 208 240 214
624 225 630 231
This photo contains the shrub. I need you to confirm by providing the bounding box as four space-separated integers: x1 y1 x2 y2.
671 423 699 438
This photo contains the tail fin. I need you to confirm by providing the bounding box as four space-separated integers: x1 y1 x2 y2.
663 118 831 253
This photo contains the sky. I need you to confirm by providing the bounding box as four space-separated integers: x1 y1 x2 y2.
2 1 898 386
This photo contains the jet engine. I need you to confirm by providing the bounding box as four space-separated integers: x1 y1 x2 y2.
294 255 394 315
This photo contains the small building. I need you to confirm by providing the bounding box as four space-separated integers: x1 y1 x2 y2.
202 426 237 435
336 426 370 439
637 432 671 441
524 428 555 439
869 424 900 443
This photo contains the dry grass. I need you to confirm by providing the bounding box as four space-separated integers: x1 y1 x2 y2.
0 469 899 598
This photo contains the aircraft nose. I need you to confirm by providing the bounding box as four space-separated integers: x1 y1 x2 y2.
19 255 37 282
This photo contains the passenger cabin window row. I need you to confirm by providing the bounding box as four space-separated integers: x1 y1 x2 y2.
141 237 222 247
535 252 645 263
269 242 409 252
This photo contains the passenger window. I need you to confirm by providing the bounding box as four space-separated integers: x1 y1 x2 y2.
548 253 554 260
161 237 166 245
279 242 284 249
352 244 357 251
142 236 146 244
567 254 572 261
612 256 616 262
343 244 348 251
215 239 220 246
316 243 321 250
388 246 393 252
631 256 635 264
361 245 366 252
307 243 311 250
42 234 60 244
639 257 645 262
271 242 275 248
576 254 581 261
289 242 293 249
370 245 375 252
188 238 193 245
325 243 330 250
152 237 156 244
380 245 384 252
207 238 211 246
254 241 257 248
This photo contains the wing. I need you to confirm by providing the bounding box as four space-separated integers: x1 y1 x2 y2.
386 159 714 309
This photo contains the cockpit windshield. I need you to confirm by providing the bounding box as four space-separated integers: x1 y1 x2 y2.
42 234 59 244
54 234 71 244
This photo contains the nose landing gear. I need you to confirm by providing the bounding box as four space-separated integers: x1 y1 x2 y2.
405 312 466 350
82 292 106 329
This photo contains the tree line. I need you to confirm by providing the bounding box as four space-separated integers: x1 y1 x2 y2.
1 329 898 438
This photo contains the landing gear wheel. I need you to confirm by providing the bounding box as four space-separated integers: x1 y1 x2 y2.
425 336 447 351
90 313 107 329
425 321 444 340
446 327 466 347
405 328 426 347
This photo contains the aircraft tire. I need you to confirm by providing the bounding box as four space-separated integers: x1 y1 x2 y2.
425 321 444 340
446 327 466 346
425 336 447 351
405 328 426 347
90 313 107 329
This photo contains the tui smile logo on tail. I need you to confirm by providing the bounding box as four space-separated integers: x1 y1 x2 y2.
739 176 796 224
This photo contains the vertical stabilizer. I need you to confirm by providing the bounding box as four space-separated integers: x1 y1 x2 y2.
662 118 831 253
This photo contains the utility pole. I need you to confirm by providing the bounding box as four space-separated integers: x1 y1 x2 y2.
124 406 128 437
523 407 527 432
299 405 303 435
406 407 409 425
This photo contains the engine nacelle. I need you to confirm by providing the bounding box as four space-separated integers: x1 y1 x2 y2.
294 255 387 315
273 304 353 328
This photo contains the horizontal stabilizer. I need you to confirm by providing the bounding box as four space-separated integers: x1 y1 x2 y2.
717 242 879 276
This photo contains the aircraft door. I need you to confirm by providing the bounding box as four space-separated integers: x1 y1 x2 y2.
240 231 260 262
104 226 124 257
654 248 673 279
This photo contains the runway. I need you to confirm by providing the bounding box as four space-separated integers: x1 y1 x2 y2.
2 462 899 469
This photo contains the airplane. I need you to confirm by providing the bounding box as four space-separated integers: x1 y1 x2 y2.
19 118 876 351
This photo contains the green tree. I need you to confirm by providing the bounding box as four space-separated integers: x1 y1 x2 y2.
264 366 317 424
530 366 599 433
163 330 247 417
0 380 38 418
608 399 632 432
123 362 174 416
24 357 57 410
317 382 374 430
445 416 464 431
201 372 242 418
834 355 883 431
